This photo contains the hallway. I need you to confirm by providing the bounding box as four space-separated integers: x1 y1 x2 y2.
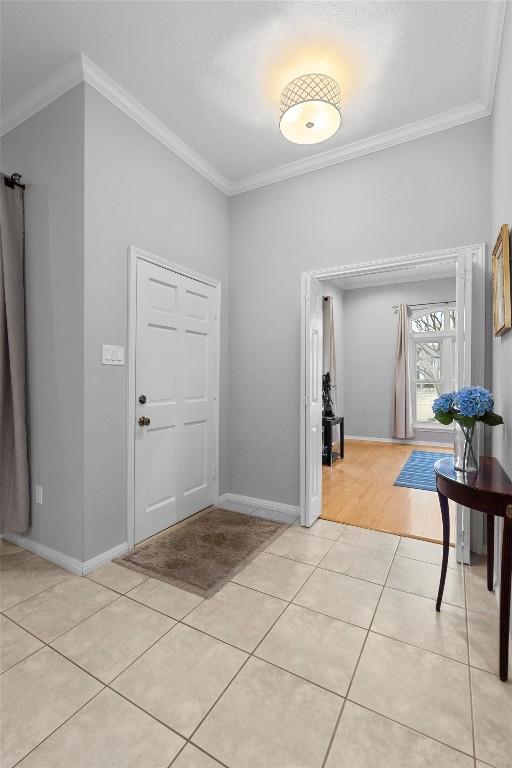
322 440 455 543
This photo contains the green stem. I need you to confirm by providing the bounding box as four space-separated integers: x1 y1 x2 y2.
462 426 469 471
459 424 476 472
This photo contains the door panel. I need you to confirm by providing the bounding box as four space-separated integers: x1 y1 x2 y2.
302 275 323 527
135 259 217 543
145 325 178 402
185 330 208 400
183 421 208 493
185 287 209 320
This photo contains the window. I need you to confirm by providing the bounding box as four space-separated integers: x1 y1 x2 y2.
409 307 456 425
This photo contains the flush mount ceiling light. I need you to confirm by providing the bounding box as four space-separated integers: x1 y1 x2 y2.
279 73 341 145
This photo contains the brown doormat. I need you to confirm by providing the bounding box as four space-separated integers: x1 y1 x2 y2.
114 507 287 598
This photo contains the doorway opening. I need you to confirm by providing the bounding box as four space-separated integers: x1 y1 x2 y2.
300 245 485 564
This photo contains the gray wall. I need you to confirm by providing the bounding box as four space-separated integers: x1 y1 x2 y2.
491 7 512 592
1 68 499 557
491 5 512 481
0 86 85 560
83 85 229 560
0 83 229 563
229 119 491 507
342 278 455 443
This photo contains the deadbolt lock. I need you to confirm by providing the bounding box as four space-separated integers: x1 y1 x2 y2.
138 394 147 404
138 416 151 427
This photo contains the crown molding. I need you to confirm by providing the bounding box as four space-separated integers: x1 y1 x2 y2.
0 55 84 137
80 55 230 194
0 0 505 198
0 53 230 195
228 99 491 195
230 2 505 195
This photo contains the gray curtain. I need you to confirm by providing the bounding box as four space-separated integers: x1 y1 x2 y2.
322 296 337 412
393 303 414 439
0 176 29 533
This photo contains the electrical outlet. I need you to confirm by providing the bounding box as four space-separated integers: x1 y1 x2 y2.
35 485 43 504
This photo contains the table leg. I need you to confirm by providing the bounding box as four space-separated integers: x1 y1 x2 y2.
487 514 494 592
499 516 512 682
326 421 332 466
436 491 450 612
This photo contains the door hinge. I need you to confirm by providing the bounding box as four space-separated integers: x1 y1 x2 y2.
213 390 217 401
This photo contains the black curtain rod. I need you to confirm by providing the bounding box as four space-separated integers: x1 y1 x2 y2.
392 300 454 313
3 173 25 190
408 300 453 308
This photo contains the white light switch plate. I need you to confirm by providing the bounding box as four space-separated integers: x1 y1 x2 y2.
102 345 125 365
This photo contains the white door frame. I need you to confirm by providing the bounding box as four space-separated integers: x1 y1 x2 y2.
126 246 221 550
300 243 486 563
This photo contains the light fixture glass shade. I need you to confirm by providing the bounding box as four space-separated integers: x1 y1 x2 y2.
280 74 341 144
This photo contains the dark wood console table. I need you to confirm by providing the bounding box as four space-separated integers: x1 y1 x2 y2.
434 456 512 681
322 416 344 466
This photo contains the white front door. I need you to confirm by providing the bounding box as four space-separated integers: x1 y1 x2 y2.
301 274 324 527
134 258 217 543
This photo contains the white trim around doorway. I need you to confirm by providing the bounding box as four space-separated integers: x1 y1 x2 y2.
300 243 486 562
126 246 221 550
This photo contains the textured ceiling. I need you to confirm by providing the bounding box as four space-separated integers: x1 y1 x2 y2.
0 1 499 183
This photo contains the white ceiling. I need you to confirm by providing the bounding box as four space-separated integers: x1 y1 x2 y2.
0 1 506 193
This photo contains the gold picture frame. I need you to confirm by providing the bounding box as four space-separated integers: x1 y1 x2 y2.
492 223 511 336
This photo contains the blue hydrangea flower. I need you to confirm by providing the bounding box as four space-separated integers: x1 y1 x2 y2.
453 386 494 418
432 392 455 414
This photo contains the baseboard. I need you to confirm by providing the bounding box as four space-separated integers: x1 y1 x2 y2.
2 533 85 575
81 542 130 575
2 534 129 576
345 435 453 448
218 493 299 516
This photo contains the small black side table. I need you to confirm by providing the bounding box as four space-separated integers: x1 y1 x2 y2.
322 416 344 466
434 456 512 681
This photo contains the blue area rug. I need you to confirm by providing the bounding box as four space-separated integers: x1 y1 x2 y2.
394 450 452 492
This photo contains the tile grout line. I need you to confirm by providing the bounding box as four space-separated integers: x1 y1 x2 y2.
341 698 477 762
14 614 484 762
10 686 107 768
348 553 477 763
0 640 43 675
291 526 401 553
340 542 476 768
265 547 396 588
320 538 398 767
172 533 344 764
182 595 291 752
6 616 189 767
464 562 478 767
1 571 76 612
2 526 485 768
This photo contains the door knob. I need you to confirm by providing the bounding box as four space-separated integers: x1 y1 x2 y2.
138 416 151 427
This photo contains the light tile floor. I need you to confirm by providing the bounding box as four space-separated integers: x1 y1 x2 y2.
1 519 511 768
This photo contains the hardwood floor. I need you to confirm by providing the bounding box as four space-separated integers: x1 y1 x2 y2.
321 439 455 544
